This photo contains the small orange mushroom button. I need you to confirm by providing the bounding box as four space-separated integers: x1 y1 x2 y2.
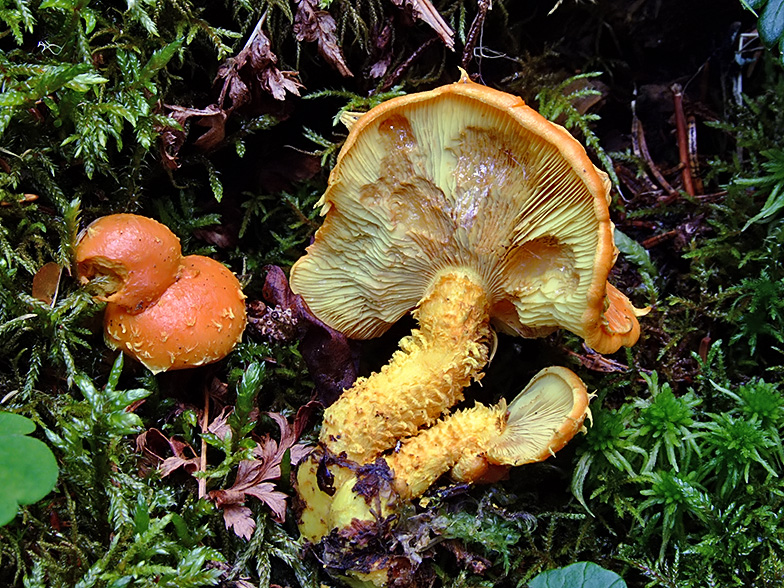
75 213 183 314
104 255 247 374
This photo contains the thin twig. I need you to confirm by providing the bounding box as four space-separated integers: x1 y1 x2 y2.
198 386 210 499
462 0 491 70
641 230 678 249
671 84 695 197
379 38 438 92
631 115 678 201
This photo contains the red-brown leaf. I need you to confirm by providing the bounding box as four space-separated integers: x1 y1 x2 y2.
31 262 61 306
137 428 200 477
221 504 256 540
207 406 233 441
160 104 228 165
294 0 353 77
218 17 303 103
389 0 454 48
208 411 310 534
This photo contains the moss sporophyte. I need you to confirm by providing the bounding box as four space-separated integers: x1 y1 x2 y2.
288 75 645 587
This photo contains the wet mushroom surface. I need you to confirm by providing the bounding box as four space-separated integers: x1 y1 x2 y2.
290 76 644 586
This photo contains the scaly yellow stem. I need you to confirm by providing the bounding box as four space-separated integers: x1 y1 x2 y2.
296 401 508 544
385 402 506 500
320 269 492 463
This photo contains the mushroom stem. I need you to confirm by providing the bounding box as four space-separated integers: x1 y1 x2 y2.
320 269 492 463
384 402 506 500
387 366 591 499
296 366 591 545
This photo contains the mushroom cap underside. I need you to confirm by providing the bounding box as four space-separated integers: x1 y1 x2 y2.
487 365 590 466
75 213 183 313
104 255 246 373
290 76 639 353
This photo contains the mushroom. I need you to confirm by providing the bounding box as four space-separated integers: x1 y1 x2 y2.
104 255 247 374
75 213 183 313
296 366 590 544
386 366 591 499
290 73 643 465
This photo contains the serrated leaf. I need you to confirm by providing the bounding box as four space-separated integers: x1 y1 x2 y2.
206 162 224 202
529 562 627 588
0 413 59 526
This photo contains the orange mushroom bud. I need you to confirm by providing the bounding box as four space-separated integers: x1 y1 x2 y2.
104 255 247 374
75 213 183 314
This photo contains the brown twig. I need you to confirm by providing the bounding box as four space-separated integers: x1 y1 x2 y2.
461 0 491 70
198 386 210 499
379 38 438 92
641 230 678 249
631 115 679 201
671 84 695 197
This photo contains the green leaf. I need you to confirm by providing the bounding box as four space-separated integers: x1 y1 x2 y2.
759 0 784 47
740 0 766 12
529 562 627 588
0 412 59 526
39 0 77 9
614 229 657 277
743 183 784 230
65 73 109 92
0 90 28 108
139 39 183 83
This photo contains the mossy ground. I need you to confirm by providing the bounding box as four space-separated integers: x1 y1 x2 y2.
2 0 784 586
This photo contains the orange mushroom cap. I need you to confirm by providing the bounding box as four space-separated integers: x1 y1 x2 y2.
104 255 247 373
290 74 641 354
486 366 591 466
75 213 182 314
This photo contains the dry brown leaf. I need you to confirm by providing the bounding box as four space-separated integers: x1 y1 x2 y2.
207 406 233 441
160 104 228 167
158 16 302 167
389 0 454 49
221 504 257 540
137 428 201 477
209 410 311 536
368 22 394 79
217 16 303 103
31 262 61 306
294 0 353 77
